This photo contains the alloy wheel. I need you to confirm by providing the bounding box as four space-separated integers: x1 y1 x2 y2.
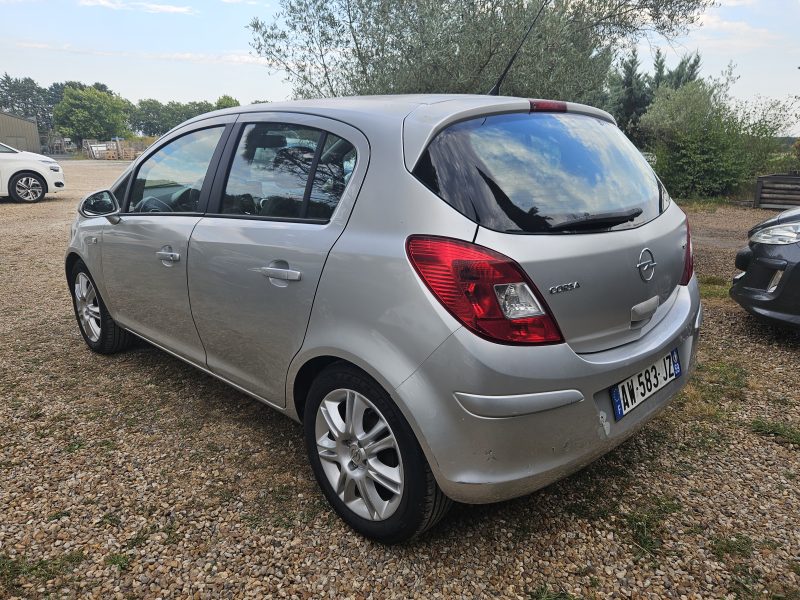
15 176 43 202
314 388 404 521
74 273 102 342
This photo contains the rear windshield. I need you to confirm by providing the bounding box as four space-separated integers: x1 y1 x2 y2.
413 112 661 234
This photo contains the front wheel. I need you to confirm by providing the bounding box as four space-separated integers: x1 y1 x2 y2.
10 172 46 203
304 364 451 544
69 260 132 354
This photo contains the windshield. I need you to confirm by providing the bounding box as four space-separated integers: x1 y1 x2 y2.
413 112 661 234
0 142 19 153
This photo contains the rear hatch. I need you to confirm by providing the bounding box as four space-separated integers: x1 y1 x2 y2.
411 108 688 353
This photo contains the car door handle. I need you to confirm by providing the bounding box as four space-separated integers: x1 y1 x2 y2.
258 266 302 281
155 250 181 262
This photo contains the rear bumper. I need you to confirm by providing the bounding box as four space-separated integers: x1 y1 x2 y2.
395 278 701 504
730 243 800 326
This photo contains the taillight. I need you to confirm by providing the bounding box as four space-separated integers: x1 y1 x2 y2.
406 236 563 345
529 99 567 112
679 222 694 285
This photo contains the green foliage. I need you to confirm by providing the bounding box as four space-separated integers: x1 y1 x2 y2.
249 0 711 101
215 95 240 109
53 86 130 145
3 72 240 139
751 419 800 446
0 75 117 134
711 534 754 559
640 74 799 198
606 49 651 145
606 49 701 146
129 97 239 136
0 73 51 132
0 551 84 593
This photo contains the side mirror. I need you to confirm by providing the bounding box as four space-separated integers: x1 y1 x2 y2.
79 190 121 224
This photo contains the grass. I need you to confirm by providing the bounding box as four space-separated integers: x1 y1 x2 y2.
697 274 731 300
100 512 121 527
47 510 70 522
0 551 85 592
675 197 730 213
126 525 157 549
711 534 754 559
625 496 682 557
751 419 800 446
673 360 748 438
104 553 131 571
64 438 85 453
528 585 577 600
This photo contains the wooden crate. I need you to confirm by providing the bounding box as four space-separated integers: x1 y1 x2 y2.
754 174 800 209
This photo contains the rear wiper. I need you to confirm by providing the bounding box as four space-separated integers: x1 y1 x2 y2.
548 208 643 232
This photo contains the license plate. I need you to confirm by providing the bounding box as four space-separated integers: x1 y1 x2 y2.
610 349 681 421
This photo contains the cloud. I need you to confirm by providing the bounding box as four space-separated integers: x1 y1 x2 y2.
135 2 194 13
690 12 781 51
13 39 267 65
77 0 195 14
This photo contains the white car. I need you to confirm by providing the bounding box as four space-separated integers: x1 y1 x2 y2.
0 142 65 202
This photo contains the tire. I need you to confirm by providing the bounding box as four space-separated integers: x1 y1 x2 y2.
9 172 46 203
304 363 451 544
69 260 132 354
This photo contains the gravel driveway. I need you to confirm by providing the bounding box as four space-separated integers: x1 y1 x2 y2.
1 162 798 599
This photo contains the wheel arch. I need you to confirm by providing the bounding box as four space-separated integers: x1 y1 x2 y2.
10 168 49 194
65 251 83 281
288 349 411 425
291 354 369 422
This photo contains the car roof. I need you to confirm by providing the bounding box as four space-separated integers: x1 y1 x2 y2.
182 94 616 170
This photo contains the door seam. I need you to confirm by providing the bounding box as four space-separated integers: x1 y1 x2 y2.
185 218 209 367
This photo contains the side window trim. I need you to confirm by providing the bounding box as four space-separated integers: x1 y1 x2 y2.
300 130 327 219
206 122 245 215
123 122 234 215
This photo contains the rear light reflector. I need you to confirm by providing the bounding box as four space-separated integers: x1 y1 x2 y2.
406 235 563 345
679 223 694 285
529 99 567 113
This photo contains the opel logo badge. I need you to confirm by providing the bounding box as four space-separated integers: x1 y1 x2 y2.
637 248 657 282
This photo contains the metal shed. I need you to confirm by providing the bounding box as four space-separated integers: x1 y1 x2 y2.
0 112 40 152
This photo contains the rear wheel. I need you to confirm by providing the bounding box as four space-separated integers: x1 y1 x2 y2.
10 172 46 203
69 260 132 354
304 363 451 544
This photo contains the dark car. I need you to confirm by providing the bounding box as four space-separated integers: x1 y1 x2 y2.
731 206 800 326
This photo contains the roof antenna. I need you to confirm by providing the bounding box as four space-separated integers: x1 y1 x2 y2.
487 0 550 96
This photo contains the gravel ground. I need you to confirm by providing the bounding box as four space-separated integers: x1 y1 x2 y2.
1 162 798 599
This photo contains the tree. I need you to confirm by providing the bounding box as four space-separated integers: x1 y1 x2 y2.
53 87 129 145
215 95 240 109
640 73 799 197
606 50 651 145
130 98 168 136
0 73 50 132
248 0 712 101
652 49 666 90
664 53 701 89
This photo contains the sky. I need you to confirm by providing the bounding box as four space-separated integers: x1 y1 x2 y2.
0 0 798 127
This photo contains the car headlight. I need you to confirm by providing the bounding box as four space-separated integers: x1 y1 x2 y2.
749 223 800 245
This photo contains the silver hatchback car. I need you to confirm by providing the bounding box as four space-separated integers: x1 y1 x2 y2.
67 95 701 543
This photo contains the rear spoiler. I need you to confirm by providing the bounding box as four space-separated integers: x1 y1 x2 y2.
402 96 616 172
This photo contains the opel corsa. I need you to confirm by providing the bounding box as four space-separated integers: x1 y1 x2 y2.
66 95 702 543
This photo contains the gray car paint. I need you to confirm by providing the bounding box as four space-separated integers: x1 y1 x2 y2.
66 94 701 505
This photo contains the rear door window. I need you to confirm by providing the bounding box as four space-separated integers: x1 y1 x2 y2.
413 112 661 233
220 123 356 221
